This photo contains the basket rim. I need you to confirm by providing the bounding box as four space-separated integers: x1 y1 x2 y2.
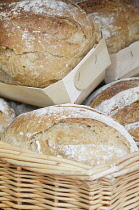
0 141 139 180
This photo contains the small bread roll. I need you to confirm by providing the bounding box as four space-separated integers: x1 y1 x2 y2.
1 104 138 166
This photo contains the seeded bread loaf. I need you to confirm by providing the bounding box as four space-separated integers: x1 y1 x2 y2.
0 98 15 138
77 0 139 53
1 104 138 166
0 0 98 88
85 78 139 147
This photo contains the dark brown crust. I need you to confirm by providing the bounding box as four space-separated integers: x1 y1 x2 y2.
129 127 139 142
113 101 139 125
89 79 139 108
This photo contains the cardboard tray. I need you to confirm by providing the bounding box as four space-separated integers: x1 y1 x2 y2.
105 41 139 83
0 38 111 107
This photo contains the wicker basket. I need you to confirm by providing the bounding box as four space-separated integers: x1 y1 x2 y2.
0 141 139 210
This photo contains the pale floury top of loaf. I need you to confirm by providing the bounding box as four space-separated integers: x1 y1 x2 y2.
0 0 94 53
1 104 138 166
86 78 139 107
85 78 139 116
0 0 98 88
93 87 139 116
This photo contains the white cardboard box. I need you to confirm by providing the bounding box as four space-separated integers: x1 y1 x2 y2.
0 38 111 107
105 41 139 83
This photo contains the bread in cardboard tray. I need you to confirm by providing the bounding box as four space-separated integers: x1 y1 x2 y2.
1 104 138 166
0 0 98 88
0 98 15 138
85 77 139 147
77 0 139 53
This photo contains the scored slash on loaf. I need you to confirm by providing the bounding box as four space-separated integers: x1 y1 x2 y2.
1 104 138 166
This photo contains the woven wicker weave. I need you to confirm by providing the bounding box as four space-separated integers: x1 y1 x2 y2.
0 141 139 210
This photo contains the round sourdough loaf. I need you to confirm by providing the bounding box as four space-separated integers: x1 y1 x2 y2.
85 78 139 147
1 104 138 166
0 98 15 138
0 0 98 88
77 0 139 53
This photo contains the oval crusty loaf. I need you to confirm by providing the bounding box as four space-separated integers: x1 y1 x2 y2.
1 104 138 166
77 0 139 53
0 98 15 138
0 0 98 88
85 77 139 147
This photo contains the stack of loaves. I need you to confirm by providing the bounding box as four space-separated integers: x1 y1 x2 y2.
1 104 138 166
0 0 139 167
85 77 139 148
0 0 99 88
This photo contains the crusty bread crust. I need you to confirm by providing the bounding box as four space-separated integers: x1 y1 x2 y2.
1 104 138 166
85 78 139 147
78 0 139 53
87 78 139 107
0 0 97 88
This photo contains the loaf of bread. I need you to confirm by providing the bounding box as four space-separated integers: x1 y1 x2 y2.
85 78 139 147
1 104 138 166
77 0 139 53
0 98 15 138
0 0 98 88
